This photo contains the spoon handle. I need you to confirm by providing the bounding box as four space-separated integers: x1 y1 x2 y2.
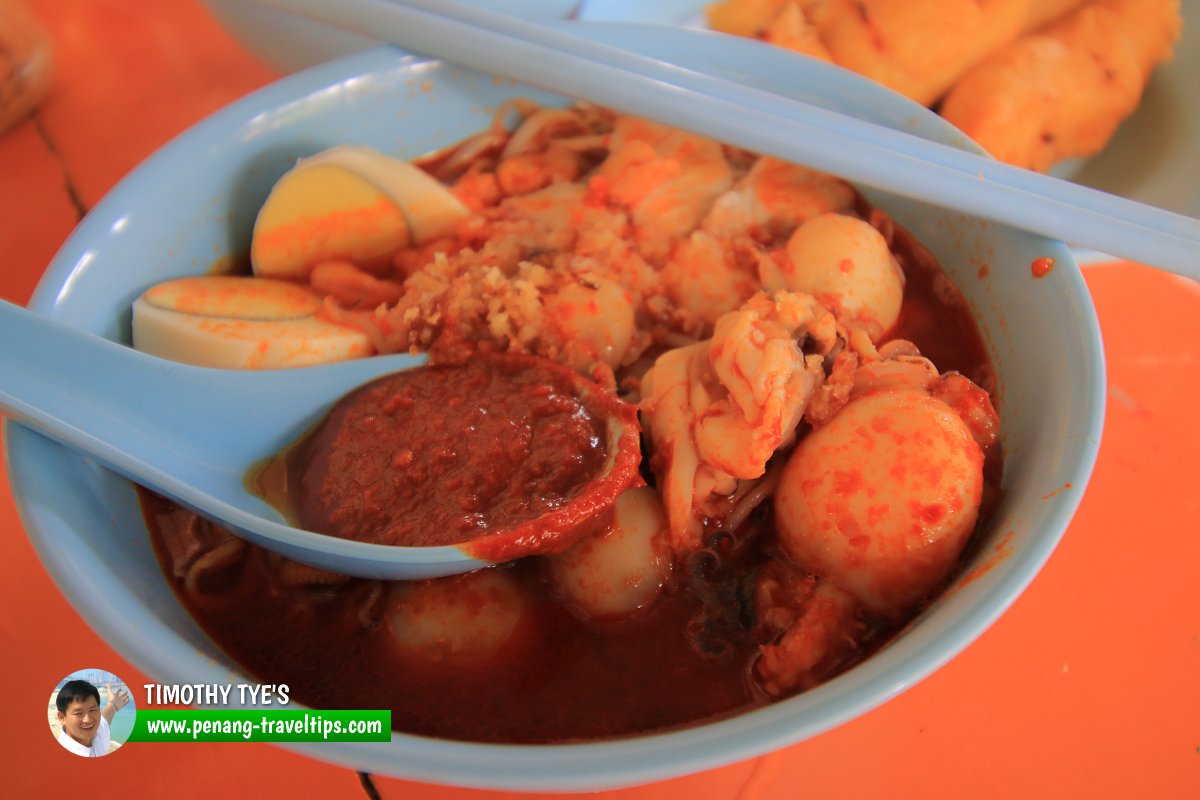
1 299 477 579
247 0 1200 278
0 299 221 482
0 299 416 489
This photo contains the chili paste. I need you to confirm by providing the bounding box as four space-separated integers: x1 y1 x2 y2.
287 353 633 550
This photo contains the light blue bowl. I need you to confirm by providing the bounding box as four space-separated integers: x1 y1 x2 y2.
5 24 1104 791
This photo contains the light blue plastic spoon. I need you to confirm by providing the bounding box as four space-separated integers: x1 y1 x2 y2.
0 299 489 580
248 0 1200 277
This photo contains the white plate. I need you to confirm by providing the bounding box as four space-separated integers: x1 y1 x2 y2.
579 0 1200 263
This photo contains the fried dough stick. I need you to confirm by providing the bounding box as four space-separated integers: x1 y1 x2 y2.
939 0 1182 172
706 0 1089 105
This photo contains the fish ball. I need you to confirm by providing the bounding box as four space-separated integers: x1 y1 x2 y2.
547 278 637 368
386 568 529 662
768 212 903 341
549 487 672 620
774 387 984 616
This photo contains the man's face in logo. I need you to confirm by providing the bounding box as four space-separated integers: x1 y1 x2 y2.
58 697 101 745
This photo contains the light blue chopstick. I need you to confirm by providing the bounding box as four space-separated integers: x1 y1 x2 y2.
247 0 1200 278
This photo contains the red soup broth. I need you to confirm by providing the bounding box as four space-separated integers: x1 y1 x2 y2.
139 217 999 744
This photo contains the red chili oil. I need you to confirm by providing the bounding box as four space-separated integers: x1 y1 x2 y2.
138 210 1001 744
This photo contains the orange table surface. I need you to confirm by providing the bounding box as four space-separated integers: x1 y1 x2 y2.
2 1 1198 798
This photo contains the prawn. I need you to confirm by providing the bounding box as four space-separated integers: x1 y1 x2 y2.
639 291 854 552
659 158 856 336
753 562 862 697
595 116 734 263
